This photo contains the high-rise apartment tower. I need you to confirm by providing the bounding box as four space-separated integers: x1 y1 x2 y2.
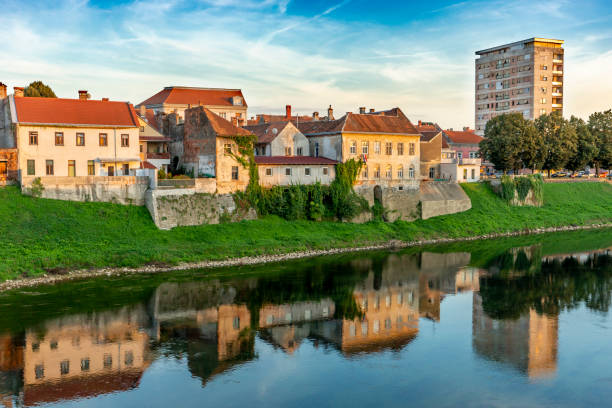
475 38 564 135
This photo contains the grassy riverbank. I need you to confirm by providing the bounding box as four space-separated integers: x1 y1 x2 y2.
0 182 610 281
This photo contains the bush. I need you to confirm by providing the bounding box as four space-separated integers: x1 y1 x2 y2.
30 177 44 198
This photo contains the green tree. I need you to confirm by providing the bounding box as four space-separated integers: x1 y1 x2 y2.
24 81 57 98
588 110 612 175
480 113 536 174
567 116 598 173
534 112 577 177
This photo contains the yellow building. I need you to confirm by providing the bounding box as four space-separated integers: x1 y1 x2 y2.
7 90 140 180
298 107 421 191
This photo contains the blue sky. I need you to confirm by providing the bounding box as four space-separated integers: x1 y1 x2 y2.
1 0 611 128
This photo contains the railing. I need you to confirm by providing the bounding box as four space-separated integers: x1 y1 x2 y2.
145 152 170 160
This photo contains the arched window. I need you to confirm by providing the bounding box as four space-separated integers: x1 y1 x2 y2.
397 166 404 179
374 165 380 179
385 165 392 179
409 166 415 179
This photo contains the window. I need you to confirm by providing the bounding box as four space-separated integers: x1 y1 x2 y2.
362 167 368 179
68 160 76 177
81 358 90 372
265 168 272 176
373 320 380 334
362 141 369 155
76 133 85 146
350 141 357 154
297 147 303 156
125 351 134 366
46 160 54 176
457 152 463 159
541 65 548 70
35 365 44 379
541 76 548 81
60 360 70 375
385 166 392 179
429 167 435 179
397 166 403 179
540 108 547 115
224 144 232 154
374 165 380 179
140 126 145 132
374 141 381 154
409 166 415 179
55 132 64 146
103 354 112 369
122 164 129 175
140 144 143 153
219 112 227 119
27 160 35 176
285 168 292 176
361 322 368 336
121 134 129 147
88 160 95 176
233 317 240 330
541 98 546 104
471 169 476 179
99 133 108 146
469 151 476 158
409 143 415 155
314 142 319 157
231 166 239 180
284 147 292 156
108 166 114 177
385 142 392 155
305 168 311 176
32 342 40 352
322 167 328 176
29 131 38 145
463 168 468 179
541 87 547 93
397 143 404 155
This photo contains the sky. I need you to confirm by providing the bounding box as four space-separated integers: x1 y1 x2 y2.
1 0 611 129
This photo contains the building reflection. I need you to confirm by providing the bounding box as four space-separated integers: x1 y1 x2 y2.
472 292 558 379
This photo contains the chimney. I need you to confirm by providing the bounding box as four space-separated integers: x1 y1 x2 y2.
359 107 366 114
418 120 422 126
0 83 6 99
78 90 89 100
463 126 471 132
285 105 292 119
313 112 319 121
102 97 109 101
14 87 24 98
327 105 334 121
369 108 375 113
139 105 146 115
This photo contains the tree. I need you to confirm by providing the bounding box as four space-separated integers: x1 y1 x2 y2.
534 112 577 177
24 81 57 98
588 110 612 175
567 116 598 173
480 113 537 174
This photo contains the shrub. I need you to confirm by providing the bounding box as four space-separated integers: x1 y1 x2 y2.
30 177 44 198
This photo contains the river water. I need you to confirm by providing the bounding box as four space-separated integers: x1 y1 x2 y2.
0 229 611 407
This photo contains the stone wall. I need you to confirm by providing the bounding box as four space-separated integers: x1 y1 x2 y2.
21 176 150 205
0 148 18 185
145 188 257 230
419 182 472 219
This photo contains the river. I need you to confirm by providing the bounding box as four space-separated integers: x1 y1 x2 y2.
0 229 611 407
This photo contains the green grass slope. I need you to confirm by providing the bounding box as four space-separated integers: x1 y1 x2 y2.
0 182 610 280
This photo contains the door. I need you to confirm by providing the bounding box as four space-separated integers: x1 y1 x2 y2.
68 160 75 177
0 161 7 181
108 166 114 176
122 164 130 175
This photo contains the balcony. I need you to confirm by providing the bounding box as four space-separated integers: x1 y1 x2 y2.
459 158 481 165
552 92 563 97
552 70 563 75
552 81 562 86
145 152 170 160
552 59 563 64
552 103 563 108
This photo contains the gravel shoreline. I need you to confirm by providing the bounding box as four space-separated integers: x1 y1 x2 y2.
1 223 610 293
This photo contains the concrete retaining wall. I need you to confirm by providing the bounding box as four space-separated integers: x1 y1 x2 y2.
145 188 257 230
21 176 150 205
419 182 472 220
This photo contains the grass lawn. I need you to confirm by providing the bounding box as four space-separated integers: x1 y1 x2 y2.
0 182 610 281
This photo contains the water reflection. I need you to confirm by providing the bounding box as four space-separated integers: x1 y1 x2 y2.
0 239 610 407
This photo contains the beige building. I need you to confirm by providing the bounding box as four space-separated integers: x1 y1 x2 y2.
137 86 248 126
137 106 170 171
475 37 564 135
6 90 140 179
298 107 421 191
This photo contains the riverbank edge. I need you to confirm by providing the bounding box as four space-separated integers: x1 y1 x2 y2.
1 222 611 293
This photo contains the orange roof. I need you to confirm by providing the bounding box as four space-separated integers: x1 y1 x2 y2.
298 108 420 136
144 108 160 132
198 107 252 137
13 97 139 127
244 122 292 144
140 161 157 169
444 129 483 144
255 114 314 124
138 87 247 108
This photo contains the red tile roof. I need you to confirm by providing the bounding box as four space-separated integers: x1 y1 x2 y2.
254 156 337 165
140 160 157 169
199 107 253 137
418 130 441 142
444 129 483 144
138 87 247 108
255 114 313 124
144 108 160 132
13 97 140 127
442 138 450 149
297 108 420 136
244 122 292 144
